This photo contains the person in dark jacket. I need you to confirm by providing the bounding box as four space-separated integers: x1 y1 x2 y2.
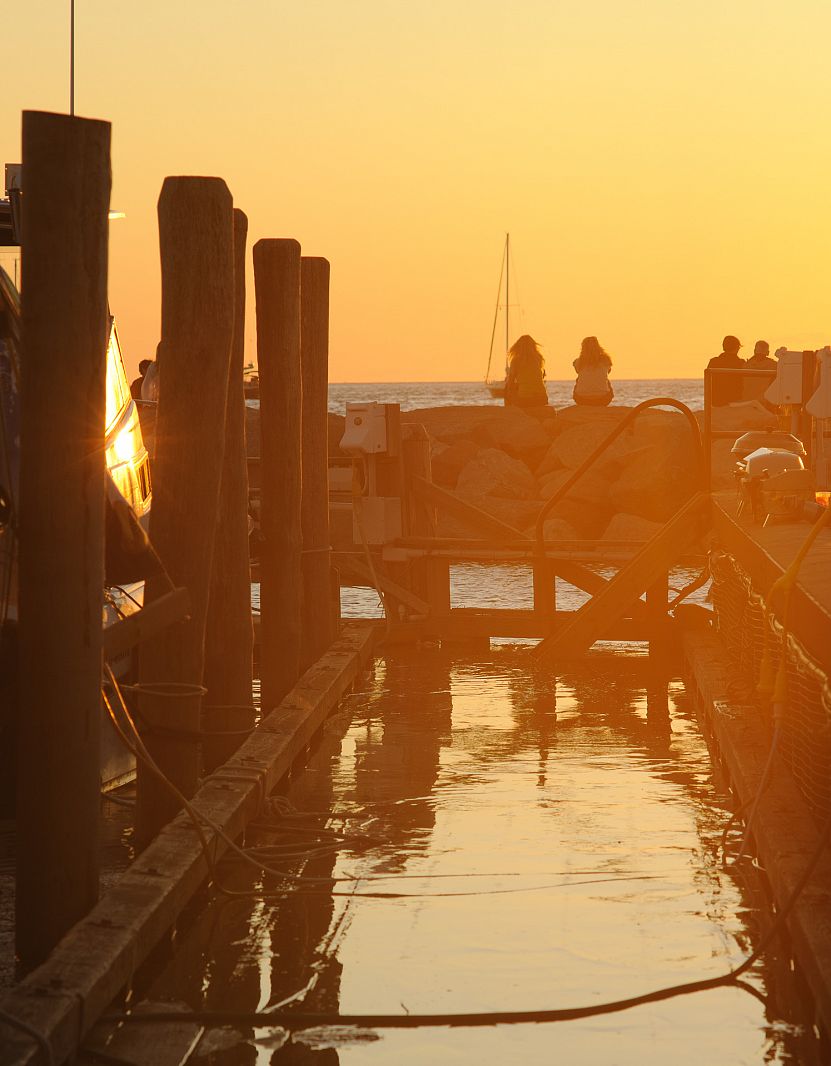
706 335 745 406
130 359 152 400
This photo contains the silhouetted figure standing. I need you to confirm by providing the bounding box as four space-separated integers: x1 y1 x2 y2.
706 335 745 406
130 358 152 400
504 334 548 408
573 336 613 406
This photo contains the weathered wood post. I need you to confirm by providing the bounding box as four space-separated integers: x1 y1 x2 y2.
136 177 235 845
253 239 303 711
300 256 334 670
401 424 449 627
16 110 111 971
203 208 254 772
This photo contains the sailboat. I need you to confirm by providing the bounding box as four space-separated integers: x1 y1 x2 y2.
485 233 515 399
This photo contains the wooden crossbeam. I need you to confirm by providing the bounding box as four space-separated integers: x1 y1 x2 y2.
378 608 654 644
337 554 431 616
409 476 527 541
534 493 710 662
102 587 191 662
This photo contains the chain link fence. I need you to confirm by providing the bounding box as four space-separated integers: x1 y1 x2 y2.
709 549 831 822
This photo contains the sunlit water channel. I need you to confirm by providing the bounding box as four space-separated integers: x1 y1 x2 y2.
135 626 820 1064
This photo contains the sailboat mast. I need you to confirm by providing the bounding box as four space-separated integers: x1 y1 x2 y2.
505 233 510 358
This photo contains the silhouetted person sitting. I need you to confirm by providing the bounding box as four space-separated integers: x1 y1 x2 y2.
706 335 745 406
744 339 778 407
130 359 152 400
746 339 777 371
573 336 613 406
504 334 548 408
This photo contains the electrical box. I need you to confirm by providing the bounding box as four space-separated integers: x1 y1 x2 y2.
766 350 809 406
341 402 390 455
806 348 831 419
353 497 402 546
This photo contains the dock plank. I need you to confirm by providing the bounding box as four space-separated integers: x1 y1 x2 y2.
0 623 375 1066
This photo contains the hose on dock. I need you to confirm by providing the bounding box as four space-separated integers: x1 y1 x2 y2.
106 810 831 1033
101 656 831 1034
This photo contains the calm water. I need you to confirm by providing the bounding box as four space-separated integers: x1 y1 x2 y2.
163 377 817 1062
327 379 703 414
135 648 818 1065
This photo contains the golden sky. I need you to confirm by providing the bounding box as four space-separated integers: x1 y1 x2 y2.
4 1 831 381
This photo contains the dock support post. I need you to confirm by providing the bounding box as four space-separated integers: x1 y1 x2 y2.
203 208 254 772
300 256 334 670
137 177 235 845
402 424 448 628
533 558 556 626
254 239 303 711
646 571 670 661
16 110 111 970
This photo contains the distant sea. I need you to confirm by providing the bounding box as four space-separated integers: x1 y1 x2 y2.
327 379 703 414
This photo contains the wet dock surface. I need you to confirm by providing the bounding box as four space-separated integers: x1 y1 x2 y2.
124 647 820 1064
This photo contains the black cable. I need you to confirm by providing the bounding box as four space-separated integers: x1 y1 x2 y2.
102 813 831 1034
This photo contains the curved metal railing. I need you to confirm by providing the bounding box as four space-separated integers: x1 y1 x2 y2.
534 397 705 559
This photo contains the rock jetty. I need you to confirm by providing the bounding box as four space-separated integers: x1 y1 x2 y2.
248 400 776 542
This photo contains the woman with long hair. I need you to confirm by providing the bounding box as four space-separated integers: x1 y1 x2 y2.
572 336 613 407
504 334 548 408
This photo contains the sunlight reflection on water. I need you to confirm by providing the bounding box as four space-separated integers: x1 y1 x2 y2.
151 636 817 1064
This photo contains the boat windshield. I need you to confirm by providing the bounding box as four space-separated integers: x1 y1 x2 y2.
105 324 131 431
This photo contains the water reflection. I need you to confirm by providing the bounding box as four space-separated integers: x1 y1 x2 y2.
131 649 820 1065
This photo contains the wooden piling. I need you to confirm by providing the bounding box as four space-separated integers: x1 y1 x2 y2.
401 424 449 625
253 239 303 711
203 208 254 772
300 256 334 670
16 110 111 971
137 177 235 845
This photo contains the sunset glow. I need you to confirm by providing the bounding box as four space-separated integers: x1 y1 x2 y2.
4 0 831 381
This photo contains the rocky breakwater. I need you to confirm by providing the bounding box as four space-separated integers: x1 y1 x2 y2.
401 403 711 542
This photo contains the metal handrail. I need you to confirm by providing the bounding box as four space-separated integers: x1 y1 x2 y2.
534 397 705 558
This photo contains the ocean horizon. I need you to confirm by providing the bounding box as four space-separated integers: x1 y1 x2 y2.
327 378 703 415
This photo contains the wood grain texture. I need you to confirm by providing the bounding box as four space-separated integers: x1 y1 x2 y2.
137 177 234 843
16 110 111 971
300 256 333 670
203 208 254 771
253 239 302 712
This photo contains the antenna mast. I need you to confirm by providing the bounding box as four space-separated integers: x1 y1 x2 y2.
70 0 75 115
505 233 510 357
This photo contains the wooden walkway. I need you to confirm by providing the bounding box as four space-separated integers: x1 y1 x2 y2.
0 623 376 1066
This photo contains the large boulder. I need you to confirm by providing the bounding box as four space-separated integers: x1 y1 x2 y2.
545 406 695 478
608 441 696 522
436 495 542 538
402 405 549 461
601 512 664 542
538 468 610 505
431 438 481 489
537 497 609 538
456 448 538 501
537 517 582 541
